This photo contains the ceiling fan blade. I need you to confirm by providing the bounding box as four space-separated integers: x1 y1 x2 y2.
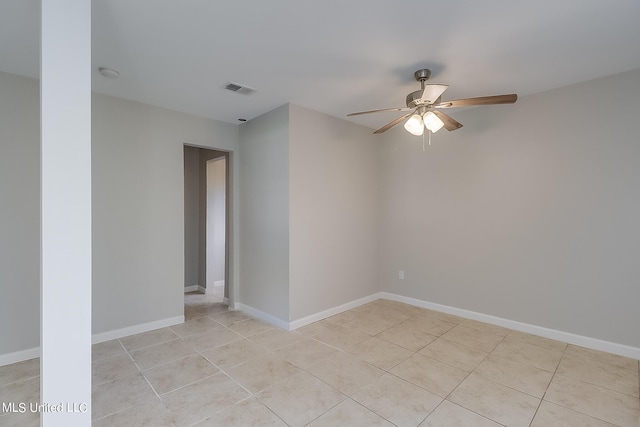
347 107 413 117
421 84 449 104
432 110 463 131
436 94 517 108
373 112 414 134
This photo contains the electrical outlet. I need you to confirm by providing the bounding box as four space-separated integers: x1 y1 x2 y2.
398 270 404 280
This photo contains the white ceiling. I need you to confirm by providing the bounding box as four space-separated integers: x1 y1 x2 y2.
2 1 640 131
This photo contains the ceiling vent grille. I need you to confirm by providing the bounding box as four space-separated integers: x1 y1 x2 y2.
224 81 256 95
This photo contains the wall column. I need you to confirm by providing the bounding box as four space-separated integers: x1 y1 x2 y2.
40 1 92 425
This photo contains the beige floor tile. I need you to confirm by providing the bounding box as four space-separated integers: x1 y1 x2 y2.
192 398 288 426
274 338 339 369
504 330 568 352
531 401 617 427
227 354 300 393
184 292 222 306
119 327 180 352
419 309 465 325
348 337 413 370
0 358 39 386
92 340 127 362
169 317 223 338
323 309 361 325
91 373 157 420
400 315 458 337
390 353 469 397
182 327 244 351
312 324 372 350
448 373 540 427
209 310 251 326
200 339 269 370
371 304 417 324
295 319 336 336
351 373 442 427
459 319 511 337
227 318 276 337
419 399 503 427
343 313 403 336
565 344 639 372
143 354 219 395
257 371 345 427
185 305 229 321
93 397 177 427
0 376 39 407
377 299 430 317
130 339 196 370
0 409 40 427
558 353 639 397
544 374 640 427
187 303 229 316
92 353 139 386
307 398 396 427
491 339 563 372
307 351 385 396
248 328 304 351
348 302 379 317
184 306 209 321
161 373 250 427
419 337 488 372
441 325 505 353
474 354 553 398
376 322 437 352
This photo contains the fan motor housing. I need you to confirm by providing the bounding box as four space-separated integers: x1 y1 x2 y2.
407 90 440 109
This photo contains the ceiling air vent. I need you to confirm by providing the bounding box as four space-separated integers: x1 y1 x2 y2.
224 81 256 95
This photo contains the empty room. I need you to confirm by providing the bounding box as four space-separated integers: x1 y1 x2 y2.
1 1 639 426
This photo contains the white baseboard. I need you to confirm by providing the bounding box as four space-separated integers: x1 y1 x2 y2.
213 280 225 288
234 291 640 360
0 347 40 367
92 316 184 344
0 315 186 367
184 285 207 293
379 292 640 360
289 293 383 330
234 303 290 330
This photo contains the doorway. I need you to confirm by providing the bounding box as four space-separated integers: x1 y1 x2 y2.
183 145 230 316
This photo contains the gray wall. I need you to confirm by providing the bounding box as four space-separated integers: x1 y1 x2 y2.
0 71 239 358
0 72 40 355
3 66 639 359
238 104 380 322
238 105 291 321
289 104 380 320
379 68 640 348
92 94 238 334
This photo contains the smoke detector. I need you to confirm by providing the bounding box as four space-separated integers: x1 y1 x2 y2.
98 67 120 79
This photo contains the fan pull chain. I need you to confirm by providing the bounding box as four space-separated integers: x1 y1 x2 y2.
421 130 432 151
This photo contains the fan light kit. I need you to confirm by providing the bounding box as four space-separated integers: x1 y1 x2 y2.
348 69 517 149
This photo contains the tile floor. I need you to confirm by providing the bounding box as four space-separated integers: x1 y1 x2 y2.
1 294 639 426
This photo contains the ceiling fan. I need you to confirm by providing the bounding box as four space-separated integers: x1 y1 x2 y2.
347 69 517 138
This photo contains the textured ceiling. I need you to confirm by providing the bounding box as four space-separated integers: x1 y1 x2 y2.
2 1 640 131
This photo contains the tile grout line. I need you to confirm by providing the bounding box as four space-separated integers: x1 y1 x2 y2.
526 348 566 427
